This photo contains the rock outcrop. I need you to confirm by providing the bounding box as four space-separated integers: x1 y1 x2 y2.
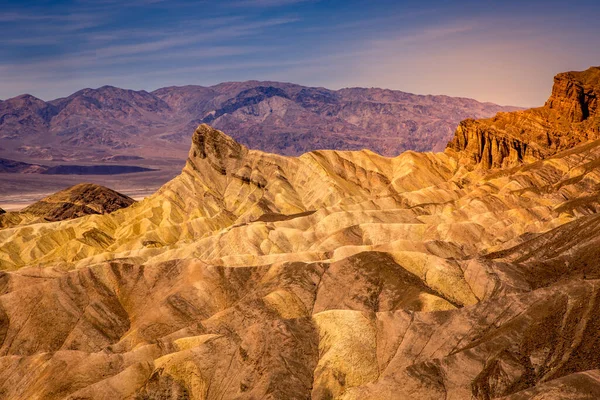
547 67 599 122
2 119 600 397
447 66 600 168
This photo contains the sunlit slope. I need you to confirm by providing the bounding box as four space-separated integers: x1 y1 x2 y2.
1 124 599 271
1 224 600 399
2 121 600 398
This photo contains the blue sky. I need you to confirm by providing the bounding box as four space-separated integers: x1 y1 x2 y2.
1 0 599 106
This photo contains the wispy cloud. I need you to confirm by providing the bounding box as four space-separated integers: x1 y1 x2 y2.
0 10 109 33
1 0 599 106
369 22 479 49
0 12 56 22
228 0 316 7
0 12 297 62
0 8 298 92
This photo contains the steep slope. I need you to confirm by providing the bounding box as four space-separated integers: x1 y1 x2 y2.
0 123 600 398
447 66 600 168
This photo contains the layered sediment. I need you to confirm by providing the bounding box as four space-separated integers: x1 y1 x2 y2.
2 69 600 399
447 66 600 168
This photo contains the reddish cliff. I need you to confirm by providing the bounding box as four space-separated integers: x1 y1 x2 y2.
447 66 600 168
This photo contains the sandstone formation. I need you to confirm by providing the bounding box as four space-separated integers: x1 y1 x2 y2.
0 183 134 229
447 66 600 168
1 115 600 398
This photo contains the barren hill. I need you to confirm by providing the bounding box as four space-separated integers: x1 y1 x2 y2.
2 105 600 397
0 183 134 228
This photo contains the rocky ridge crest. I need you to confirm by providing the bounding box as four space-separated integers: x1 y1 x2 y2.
2 71 600 399
447 66 600 168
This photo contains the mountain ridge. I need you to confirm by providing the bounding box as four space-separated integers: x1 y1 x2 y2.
2 68 600 399
0 81 520 164
447 66 600 169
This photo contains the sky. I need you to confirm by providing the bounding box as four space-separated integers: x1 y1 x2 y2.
0 0 599 107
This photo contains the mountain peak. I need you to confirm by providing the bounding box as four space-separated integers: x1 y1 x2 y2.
5 93 47 105
188 124 248 174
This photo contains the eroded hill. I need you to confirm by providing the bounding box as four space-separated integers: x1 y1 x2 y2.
0 117 600 398
1 69 600 399
0 183 134 229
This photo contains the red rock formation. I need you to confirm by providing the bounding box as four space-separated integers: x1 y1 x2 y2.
447 66 600 168
547 68 599 122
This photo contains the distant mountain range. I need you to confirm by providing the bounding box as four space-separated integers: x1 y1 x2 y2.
0 82 519 163
2 67 600 399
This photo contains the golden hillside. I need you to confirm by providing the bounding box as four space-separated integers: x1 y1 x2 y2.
1 117 600 398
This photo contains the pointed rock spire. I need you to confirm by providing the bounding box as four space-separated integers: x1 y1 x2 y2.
188 124 248 175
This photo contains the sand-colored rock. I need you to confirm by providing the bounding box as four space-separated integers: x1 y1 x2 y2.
2 76 600 399
3 124 599 270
